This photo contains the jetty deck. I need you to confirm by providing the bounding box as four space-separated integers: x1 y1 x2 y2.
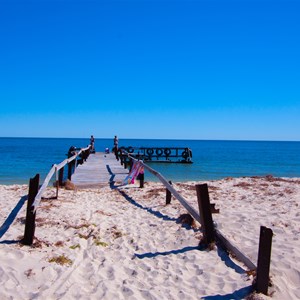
71 152 128 188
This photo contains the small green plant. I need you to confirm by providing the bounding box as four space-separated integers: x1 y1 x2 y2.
78 229 95 240
94 239 108 247
78 233 88 239
70 244 81 250
48 254 73 266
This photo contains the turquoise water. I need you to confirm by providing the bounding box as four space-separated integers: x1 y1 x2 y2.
0 137 299 184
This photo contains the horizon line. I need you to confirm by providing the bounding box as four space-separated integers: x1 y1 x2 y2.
0 136 299 143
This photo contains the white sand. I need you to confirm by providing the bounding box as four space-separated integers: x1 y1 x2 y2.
0 176 299 299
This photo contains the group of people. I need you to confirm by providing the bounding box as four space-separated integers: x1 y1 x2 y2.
89 135 119 154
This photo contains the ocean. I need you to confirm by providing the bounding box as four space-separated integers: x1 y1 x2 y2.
0 137 299 185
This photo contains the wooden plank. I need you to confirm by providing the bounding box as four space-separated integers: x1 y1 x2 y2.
71 152 129 188
32 166 56 211
140 160 201 223
215 229 257 270
32 145 91 210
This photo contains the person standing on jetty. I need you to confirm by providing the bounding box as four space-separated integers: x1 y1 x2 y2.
113 135 119 158
114 135 118 151
90 135 95 153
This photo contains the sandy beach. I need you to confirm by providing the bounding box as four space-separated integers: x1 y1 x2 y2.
0 176 299 299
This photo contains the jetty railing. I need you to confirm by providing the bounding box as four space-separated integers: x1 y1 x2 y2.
22 145 91 246
32 145 91 211
119 149 273 295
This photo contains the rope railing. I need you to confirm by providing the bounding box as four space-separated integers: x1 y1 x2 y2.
32 145 91 211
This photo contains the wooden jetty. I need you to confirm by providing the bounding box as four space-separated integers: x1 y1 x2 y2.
71 152 128 188
26 144 273 296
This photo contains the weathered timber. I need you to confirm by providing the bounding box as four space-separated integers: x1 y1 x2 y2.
22 174 39 245
196 184 215 246
58 167 64 186
139 172 144 188
71 153 129 188
137 159 201 223
256 226 273 295
210 203 220 213
123 151 257 271
32 146 90 211
166 180 173 205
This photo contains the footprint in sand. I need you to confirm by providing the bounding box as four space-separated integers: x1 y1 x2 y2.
121 285 134 298
106 266 115 280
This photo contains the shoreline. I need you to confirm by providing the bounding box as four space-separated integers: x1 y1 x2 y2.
1 176 300 299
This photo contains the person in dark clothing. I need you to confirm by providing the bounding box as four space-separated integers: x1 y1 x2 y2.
90 135 95 152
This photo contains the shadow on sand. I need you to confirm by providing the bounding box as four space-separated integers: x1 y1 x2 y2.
201 285 253 299
107 164 253 299
0 195 27 240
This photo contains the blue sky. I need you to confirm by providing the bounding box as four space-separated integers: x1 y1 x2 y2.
0 0 299 141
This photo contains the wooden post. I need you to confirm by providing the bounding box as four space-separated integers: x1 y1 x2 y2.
256 226 273 295
139 172 144 188
124 157 129 169
22 174 40 245
67 161 73 180
196 184 215 246
210 203 220 214
114 148 118 160
55 166 59 199
59 167 64 186
83 149 89 161
166 180 172 205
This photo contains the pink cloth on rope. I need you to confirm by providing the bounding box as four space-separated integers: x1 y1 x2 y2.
122 161 144 185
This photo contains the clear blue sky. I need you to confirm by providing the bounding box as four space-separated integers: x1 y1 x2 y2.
0 0 299 141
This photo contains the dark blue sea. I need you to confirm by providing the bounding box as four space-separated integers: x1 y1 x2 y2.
0 137 299 185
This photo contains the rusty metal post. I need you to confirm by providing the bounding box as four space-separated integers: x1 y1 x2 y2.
22 174 40 245
256 226 273 295
196 184 215 246
166 181 172 205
